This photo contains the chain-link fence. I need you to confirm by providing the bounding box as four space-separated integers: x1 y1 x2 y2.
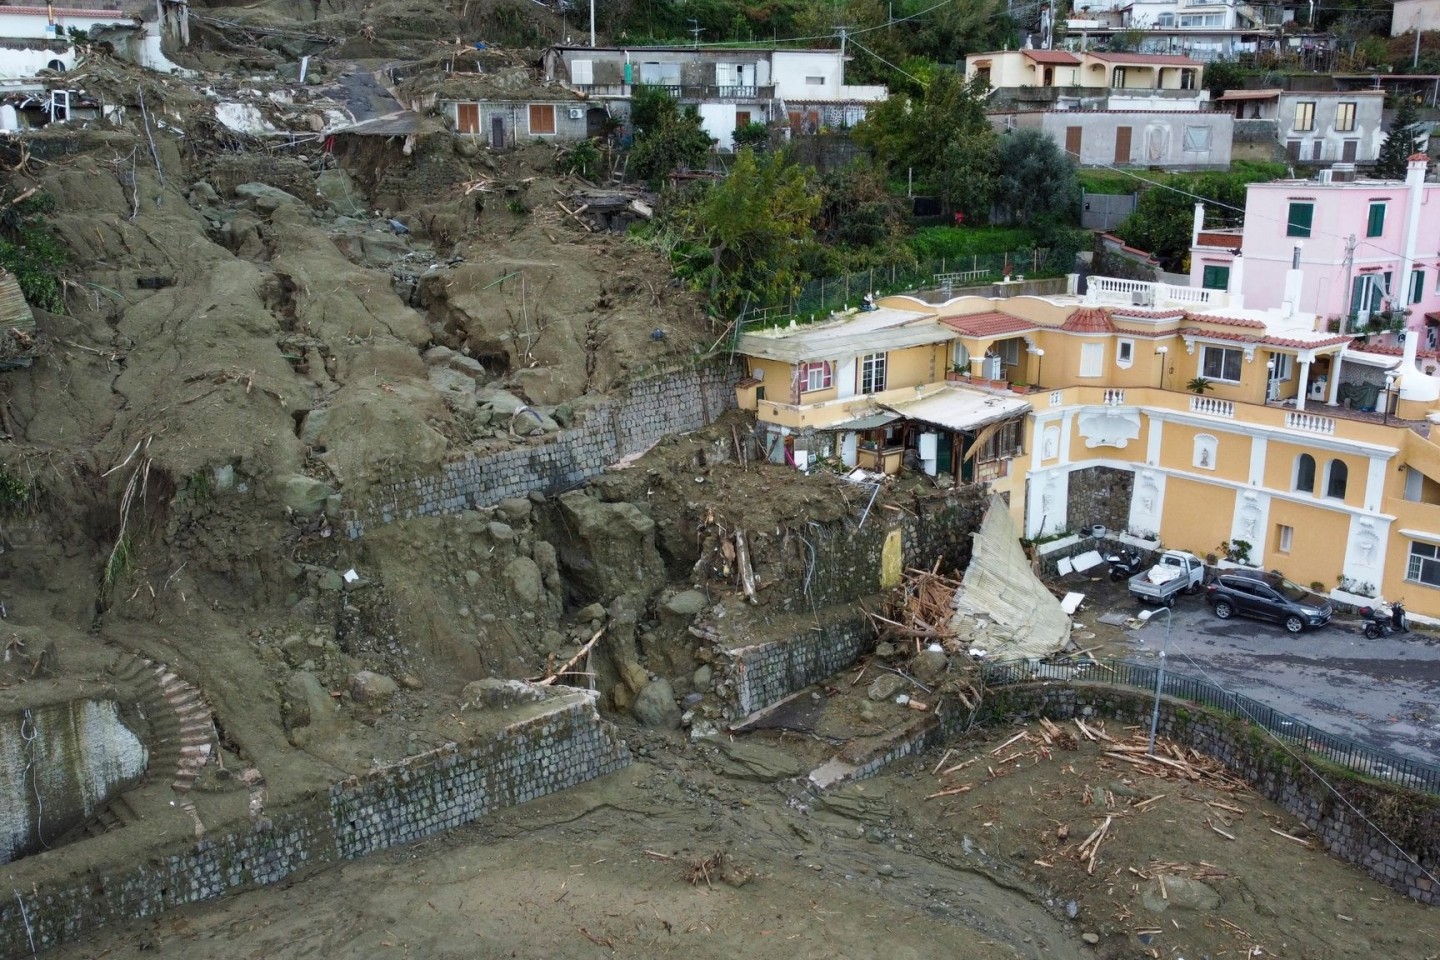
743 248 1074 328
982 657 1440 796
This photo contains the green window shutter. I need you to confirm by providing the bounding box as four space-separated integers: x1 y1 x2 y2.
1367 203 1385 238
1287 202 1313 238
1413 270 1426 304
1201 265 1230 290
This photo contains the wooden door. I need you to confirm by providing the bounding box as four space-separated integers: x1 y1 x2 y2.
490 115 505 149
1065 125 1082 159
1342 140 1358 162
1113 126 1132 164
457 103 479 133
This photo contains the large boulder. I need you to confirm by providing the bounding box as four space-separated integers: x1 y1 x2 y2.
554 491 665 602
235 182 306 214
632 678 681 728
278 473 335 516
348 670 399 705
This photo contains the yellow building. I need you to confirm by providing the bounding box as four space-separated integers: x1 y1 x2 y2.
735 275 1440 621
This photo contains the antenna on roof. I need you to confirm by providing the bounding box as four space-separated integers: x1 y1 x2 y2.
688 19 704 49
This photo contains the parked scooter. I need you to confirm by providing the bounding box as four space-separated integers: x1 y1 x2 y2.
1106 547 1145 583
1359 600 1408 639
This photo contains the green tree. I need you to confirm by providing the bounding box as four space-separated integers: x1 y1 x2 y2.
1202 59 1245 98
629 86 714 187
672 149 821 317
732 121 770 153
853 69 992 183
992 129 1079 227
812 162 909 260
1375 96 1423 180
934 130 999 222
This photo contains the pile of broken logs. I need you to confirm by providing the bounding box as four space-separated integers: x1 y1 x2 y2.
863 562 965 653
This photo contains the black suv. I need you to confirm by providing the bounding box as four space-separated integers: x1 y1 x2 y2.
1204 571 1334 634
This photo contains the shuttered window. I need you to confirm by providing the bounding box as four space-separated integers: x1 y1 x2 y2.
1286 202 1313 238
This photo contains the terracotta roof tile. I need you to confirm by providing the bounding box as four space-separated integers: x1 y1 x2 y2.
1184 312 1267 330
1195 231 1242 249
939 311 1036 338
1061 307 1115 333
1113 308 1186 320
1023 49 1081 65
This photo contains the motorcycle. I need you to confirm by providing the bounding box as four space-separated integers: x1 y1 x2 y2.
1359 600 1408 639
1106 548 1145 582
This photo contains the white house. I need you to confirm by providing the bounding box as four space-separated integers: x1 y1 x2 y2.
0 3 186 92
541 46 886 150
1392 0 1440 36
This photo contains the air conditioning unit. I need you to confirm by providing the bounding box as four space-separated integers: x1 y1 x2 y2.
568 107 584 119
1317 168 1333 184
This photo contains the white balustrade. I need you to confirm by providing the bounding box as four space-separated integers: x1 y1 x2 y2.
1103 388 1126 405
1189 396 1235 418
1286 411 1336 435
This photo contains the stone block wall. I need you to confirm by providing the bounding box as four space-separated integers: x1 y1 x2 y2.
718 616 872 717
343 362 737 538
0 691 630 959
1066 466 1134 538
977 684 1440 906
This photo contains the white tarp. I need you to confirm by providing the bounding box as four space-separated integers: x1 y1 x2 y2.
950 494 1071 660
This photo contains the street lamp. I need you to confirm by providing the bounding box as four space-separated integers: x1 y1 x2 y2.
1146 605 1173 757
1030 347 1045 387
1384 371 1397 425
1155 346 1169 390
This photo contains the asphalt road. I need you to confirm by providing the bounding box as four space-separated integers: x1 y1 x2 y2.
1122 594 1440 767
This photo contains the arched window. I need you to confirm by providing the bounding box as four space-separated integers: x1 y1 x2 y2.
1294 454 1316 493
1326 459 1348 500
46 59 65 73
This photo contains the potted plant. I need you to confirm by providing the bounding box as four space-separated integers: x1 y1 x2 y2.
946 363 966 382
1187 376 1213 394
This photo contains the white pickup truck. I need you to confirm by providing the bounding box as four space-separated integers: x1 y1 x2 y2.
1128 550 1206 607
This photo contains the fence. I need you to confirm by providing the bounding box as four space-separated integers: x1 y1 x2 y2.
1080 190 1137 231
745 249 1074 327
981 657 1440 796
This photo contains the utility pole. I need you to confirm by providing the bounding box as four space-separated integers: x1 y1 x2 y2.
835 25 848 58
1341 233 1357 334
589 0 595 48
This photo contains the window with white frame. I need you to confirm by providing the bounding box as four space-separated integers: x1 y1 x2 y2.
805 76 825 85
1325 458 1348 499
1116 339 1134 367
860 352 887 393
1294 453 1316 493
801 361 832 392
1270 353 1293 380
995 338 1022 365
1201 345 1243 383
1294 101 1315 132
1079 342 1104 377
1277 523 1293 553
1407 540 1440 587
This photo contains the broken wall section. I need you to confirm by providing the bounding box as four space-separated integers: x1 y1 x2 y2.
0 689 629 958
343 361 738 537
713 488 989 720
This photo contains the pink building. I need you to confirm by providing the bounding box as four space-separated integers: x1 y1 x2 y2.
1190 154 1440 406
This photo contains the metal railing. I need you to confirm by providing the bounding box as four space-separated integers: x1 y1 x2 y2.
981 657 1440 796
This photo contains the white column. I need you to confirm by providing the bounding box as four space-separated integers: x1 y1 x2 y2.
1146 413 1164 466
1059 410 1074 464
1248 435 1268 487
1364 455 1391 513
1295 358 1311 412
1327 350 1344 405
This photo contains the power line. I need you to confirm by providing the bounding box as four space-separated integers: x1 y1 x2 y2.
847 34 927 86
1153 638 1440 893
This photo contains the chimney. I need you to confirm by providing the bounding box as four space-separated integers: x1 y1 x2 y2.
1191 202 1205 250
1226 251 1244 310
1392 154 1440 404
1281 243 1303 318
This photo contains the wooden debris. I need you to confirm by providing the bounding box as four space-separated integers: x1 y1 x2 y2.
925 784 973 800
1269 828 1311 847
1208 821 1236 841
733 529 757 604
536 627 605 685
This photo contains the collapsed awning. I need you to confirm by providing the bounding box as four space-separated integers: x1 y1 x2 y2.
825 411 901 431
951 494 1071 660
880 386 1030 434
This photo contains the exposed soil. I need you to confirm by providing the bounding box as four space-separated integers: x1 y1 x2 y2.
0 12 1437 960
64 718 1439 960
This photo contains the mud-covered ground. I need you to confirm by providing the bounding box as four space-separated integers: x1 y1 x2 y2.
66 718 1438 960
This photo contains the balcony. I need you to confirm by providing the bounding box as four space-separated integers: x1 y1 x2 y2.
1085 276 1228 310
570 83 775 102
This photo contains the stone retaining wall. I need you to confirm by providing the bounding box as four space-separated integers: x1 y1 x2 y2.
719 616 872 718
343 362 737 539
978 683 1440 905
0 691 630 959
